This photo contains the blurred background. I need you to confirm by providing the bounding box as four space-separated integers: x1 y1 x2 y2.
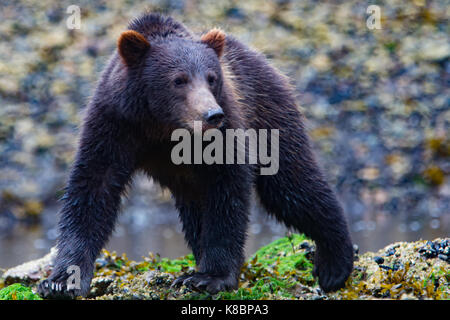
0 0 448 269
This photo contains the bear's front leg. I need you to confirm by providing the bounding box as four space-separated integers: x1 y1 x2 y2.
173 165 252 294
37 114 136 299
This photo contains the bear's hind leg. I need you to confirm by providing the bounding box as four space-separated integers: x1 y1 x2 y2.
256 130 354 292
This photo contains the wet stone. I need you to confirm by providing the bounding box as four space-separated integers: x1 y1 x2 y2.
374 256 384 264
385 248 396 257
419 240 450 261
300 241 310 250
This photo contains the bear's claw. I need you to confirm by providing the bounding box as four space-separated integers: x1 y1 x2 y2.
172 272 237 294
37 279 80 299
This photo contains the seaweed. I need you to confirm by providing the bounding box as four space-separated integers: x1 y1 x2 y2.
0 283 42 300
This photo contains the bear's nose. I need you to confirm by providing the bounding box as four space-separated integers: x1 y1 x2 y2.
204 108 224 127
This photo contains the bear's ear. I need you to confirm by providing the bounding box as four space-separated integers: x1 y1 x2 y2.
118 30 150 66
201 28 226 58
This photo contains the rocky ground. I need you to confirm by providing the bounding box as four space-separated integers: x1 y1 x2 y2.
1 234 449 300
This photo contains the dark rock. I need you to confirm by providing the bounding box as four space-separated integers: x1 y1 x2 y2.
88 277 113 297
374 256 384 264
300 241 310 250
419 240 450 261
392 262 402 271
46 8 63 24
385 248 396 256
226 7 246 20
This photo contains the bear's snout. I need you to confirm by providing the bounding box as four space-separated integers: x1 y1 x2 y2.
203 108 224 128
186 84 223 130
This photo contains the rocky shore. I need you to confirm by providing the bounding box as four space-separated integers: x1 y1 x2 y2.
1 234 448 300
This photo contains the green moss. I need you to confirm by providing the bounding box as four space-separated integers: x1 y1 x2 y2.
237 234 315 299
183 233 316 300
94 250 196 280
148 254 196 273
0 283 42 300
249 233 313 275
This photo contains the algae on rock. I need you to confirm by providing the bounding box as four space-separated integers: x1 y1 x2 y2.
1 235 449 300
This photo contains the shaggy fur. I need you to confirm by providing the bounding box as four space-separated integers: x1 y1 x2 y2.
38 13 353 298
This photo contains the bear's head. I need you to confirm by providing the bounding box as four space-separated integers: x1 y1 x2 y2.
117 28 227 133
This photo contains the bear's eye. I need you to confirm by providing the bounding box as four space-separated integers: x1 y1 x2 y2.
207 74 216 86
173 76 188 87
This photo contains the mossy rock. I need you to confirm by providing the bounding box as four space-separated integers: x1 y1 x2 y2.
2 235 449 300
0 283 42 300
186 233 317 300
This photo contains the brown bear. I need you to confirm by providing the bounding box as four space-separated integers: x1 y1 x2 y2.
37 12 353 298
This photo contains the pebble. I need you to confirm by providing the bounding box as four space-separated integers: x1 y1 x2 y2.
385 248 396 257
374 256 384 264
300 241 310 250
419 240 450 262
